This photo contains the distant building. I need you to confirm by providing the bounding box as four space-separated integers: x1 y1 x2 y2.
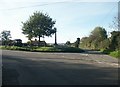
13 39 22 47
38 41 47 46
0 39 23 46
14 39 22 43
31 39 47 46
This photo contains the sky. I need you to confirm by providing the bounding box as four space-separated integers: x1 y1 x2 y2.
0 0 119 43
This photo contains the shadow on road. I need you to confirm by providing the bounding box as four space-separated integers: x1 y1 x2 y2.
82 49 104 55
2 54 118 85
2 67 19 85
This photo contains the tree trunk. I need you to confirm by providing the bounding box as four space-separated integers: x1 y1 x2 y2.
28 39 33 51
38 35 40 46
55 31 57 45
39 35 40 42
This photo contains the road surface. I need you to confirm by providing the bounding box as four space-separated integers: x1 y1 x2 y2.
1 50 118 85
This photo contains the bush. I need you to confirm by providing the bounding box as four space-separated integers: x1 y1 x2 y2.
100 49 112 54
109 50 120 58
100 48 120 58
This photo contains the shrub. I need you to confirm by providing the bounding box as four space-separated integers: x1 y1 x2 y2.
100 49 112 54
109 50 120 58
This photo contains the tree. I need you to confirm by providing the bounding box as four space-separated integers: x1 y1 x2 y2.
80 37 89 48
80 27 108 49
0 30 11 46
109 17 120 31
90 27 107 49
65 41 71 46
22 11 56 44
100 38 110 49
109 16 120 50
109 31 120 50
91 27 107 40
75 38 80 48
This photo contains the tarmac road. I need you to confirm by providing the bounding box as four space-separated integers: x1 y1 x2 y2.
1 50 118 85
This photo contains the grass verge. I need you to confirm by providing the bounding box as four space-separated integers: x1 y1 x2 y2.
100 49 120 58
109 50 120 58
0 46 84 53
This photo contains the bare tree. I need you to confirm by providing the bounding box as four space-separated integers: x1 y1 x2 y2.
109 17 120 31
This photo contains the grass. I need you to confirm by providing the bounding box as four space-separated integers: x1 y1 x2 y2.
0 46 30 51
34 47 61 52
0 45 84 53
100 48 120 58
33 46 84 53
100 49 112 54
109 50 120 58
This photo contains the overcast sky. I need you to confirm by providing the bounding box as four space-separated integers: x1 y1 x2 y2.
0 0 119 43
